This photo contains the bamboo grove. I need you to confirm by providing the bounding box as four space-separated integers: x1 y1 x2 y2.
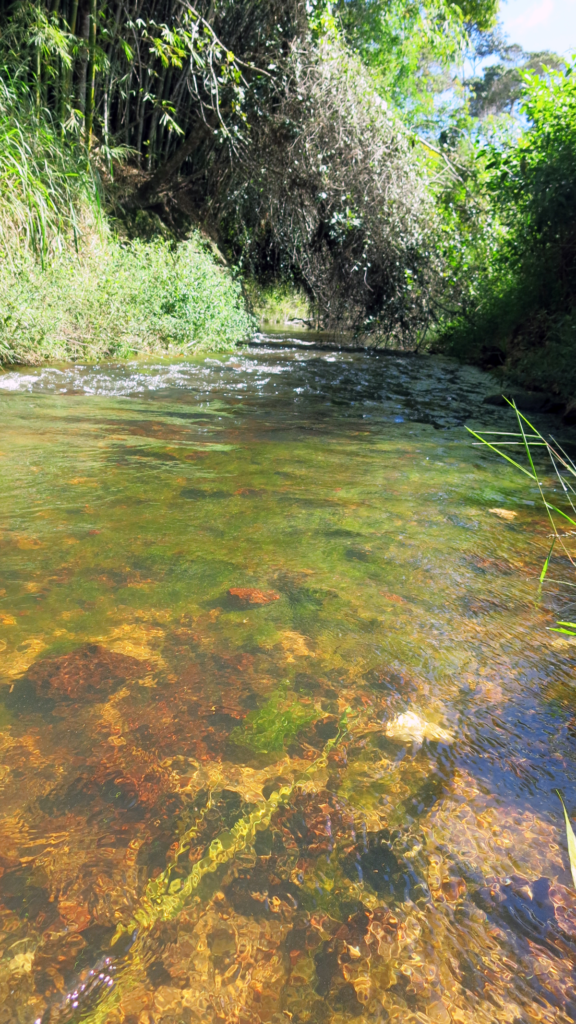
0 0 302 175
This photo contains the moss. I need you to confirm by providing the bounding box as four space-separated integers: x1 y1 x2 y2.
230 686 316 753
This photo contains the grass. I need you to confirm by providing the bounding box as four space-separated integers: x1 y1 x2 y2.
245 280 311 329
468 399 576 594
0 74 97 262
0 233 256 363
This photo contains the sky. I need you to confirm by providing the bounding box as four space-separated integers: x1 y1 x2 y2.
499 0 576 55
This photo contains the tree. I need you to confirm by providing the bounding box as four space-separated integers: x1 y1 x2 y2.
331 0 500 123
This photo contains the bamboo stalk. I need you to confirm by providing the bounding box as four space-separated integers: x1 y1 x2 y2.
85 0 97 142
61 0 79 126
35 44 41 117
76 5 91 116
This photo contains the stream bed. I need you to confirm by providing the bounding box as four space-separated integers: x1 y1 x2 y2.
1 348 576 1024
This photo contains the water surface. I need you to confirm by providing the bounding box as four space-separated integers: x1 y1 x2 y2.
1 349 576 1024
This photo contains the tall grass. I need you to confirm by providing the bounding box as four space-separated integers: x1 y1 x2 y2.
0 236 256 363
468 400 576 597
0 74 99 261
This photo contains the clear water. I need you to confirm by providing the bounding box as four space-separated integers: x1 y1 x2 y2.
1 349 576 1024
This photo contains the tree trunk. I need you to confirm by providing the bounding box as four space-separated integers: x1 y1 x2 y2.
146 67 167 171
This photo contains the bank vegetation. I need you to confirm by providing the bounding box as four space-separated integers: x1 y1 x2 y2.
0 0 574 401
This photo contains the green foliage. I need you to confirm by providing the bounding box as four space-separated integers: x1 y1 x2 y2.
245 281 311 327
332 0 498 126
333 0 468 121
466 48 563 119
0 235 255 363
438 60 576 399
230 687 316 753
0 72 98 259
226 36 441 341
457 0 499 30
494 62 576 246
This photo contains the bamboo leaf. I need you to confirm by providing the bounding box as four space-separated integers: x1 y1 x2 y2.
555 789 576 887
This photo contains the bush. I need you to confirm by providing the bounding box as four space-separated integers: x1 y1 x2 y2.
0 69 254 364
0 234 256 364
437 59 576 399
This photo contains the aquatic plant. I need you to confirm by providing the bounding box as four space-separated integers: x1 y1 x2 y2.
60 724 346 1024
230 685 317 753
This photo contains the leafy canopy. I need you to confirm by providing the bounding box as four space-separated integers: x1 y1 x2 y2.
330 0 500 120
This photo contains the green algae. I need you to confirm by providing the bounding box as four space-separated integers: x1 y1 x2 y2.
229 685 317 753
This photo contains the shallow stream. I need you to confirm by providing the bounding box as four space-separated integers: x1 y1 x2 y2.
1 349 576 1024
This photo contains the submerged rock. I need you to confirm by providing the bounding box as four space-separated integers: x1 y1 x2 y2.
20 644 149 700
226 587 280 606
385 710 454 746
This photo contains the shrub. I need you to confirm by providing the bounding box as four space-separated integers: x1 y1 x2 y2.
438 59 576 399
0 235 255 364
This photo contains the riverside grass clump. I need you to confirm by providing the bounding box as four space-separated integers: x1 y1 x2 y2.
0 237 256 364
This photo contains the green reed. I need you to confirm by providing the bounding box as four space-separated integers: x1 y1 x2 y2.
467 398 576 597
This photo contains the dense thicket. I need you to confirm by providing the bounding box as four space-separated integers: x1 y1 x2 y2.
0 38 254 360
1 0 574 386
221 38 440 338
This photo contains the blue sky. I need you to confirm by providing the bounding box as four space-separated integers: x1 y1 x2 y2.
499 0 576 55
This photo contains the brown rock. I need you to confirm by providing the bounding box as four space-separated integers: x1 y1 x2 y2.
24 644 148 699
